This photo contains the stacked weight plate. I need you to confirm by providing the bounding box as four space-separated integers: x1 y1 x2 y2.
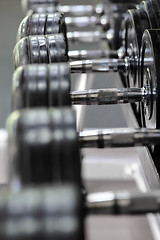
2 0 160 239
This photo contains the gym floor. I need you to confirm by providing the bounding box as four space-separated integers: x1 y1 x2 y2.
0 1 155 239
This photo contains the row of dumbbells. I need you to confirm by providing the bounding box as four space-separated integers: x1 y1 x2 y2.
1 0 160 239
11 0 160 129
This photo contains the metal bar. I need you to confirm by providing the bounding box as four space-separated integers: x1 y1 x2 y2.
80 128 160 148
67 31 114 43
71 88 143 105
70 58 128 73
68 49 118 60
86 190 160 215
61 4 104 17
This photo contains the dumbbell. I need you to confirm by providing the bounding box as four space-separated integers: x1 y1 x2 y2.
13 33 124 70
17 2 148 51
22 0 104 16
19 2 144 49
15 1 160 78
21 0 141 16
13 29 157 110
121 0 160 88
12 62 151 111
16 11 114 54
6 108 160 186
2 183 160 240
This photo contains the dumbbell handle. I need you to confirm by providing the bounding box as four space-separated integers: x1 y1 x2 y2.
86 190 160 214
70 58 128 73
65 15 109 29
67 30 114 43
71 88 145 105
79 128 160 148
1 128 160 151
60 4 104 17
68 50 118 60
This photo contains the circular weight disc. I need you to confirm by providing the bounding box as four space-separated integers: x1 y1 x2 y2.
12 63 71 110
7 108 81 185
124 9 149 88
46 34 68 62
29 35 41 63
140 0 158 28
48 63 71 106
14 34 67 67
46 12 67 37
17 12 67 43
37 35 49 63
0 185 84 240
150 0 160 28
109 2 137 49
140 29 160 129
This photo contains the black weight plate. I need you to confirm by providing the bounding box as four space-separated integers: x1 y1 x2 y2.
124 9 146 87
29 35 40 63
49 108 80 184
0 185 84 240
46 34 68 62
125 9 150 87
48 63 71 106
17 12 67 43
140 0 158 28
46 12 66 36
8 109 52 184
14 34 68 68
37 13 46 35
140 29 160 129
26 64 48 107
29 13 39 35
109 2 138 49
47 12 68 47
12 63 71 110
150 0 160 28
38 35 49 63
7 108 81 185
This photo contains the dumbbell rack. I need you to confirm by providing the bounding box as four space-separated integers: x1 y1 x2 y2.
2 0 160 239
79 1 160 239
72 5 160 240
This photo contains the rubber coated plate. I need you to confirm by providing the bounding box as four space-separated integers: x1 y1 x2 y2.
124 9 150 88
150 0 160 28
38 36 49 63
140 30 160 129
0 185 83 240
12 63 71 110
7 108 81 185
46 34 68 62
142 1 158 28
124 10 142 87
48 63 71 106
29 36 40 63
